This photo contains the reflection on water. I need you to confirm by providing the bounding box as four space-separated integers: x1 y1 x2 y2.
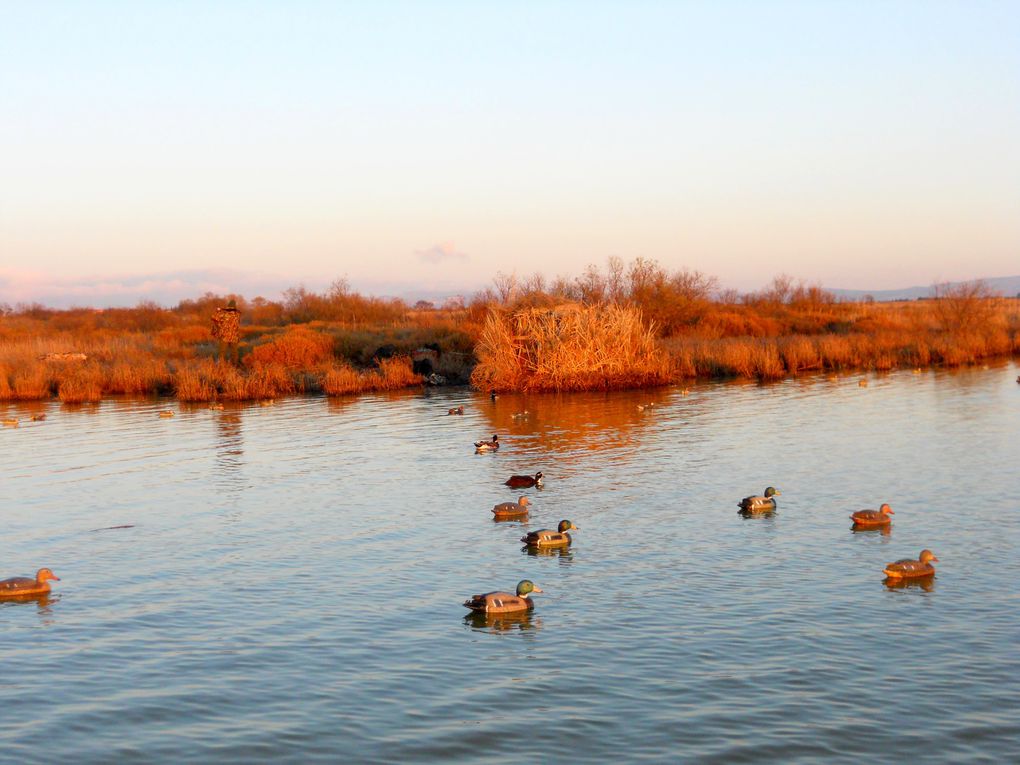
851 524 893 536
464 611 540 633
2 363 1019 762
884 575 936 593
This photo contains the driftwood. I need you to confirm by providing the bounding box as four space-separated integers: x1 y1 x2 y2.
39 352 88 362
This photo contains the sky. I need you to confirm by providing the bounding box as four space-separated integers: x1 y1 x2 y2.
1 1 1018 307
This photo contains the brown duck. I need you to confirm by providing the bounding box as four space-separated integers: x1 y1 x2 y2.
492 496 531 520
448 406 464 415
521 520 579 548
463 579 542 614
883 550 938 579
851 503 894 527
0 568 60 599
505 472 543 489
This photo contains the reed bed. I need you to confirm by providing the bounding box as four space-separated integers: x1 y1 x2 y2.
471 303 673 392
322 357 423 396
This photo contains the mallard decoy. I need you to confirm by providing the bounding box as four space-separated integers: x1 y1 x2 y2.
0 568 60 599
448 406 464 415
158 410 175 418
883 549 938 579
475 434 499 452
851 503 894 527
521 520 579 548
30 413 46 421
858 379 868 387
738 487 780 512
492 496 531 519
637 403 654 411
2 418 18 427
511 410 529 419
505 472 543 489
463 579 542 614
209 402 224 410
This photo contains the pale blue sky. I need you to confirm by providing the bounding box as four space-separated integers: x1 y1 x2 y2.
1 1 1018 305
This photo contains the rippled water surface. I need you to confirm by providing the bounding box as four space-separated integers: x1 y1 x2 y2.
2 364 1019 763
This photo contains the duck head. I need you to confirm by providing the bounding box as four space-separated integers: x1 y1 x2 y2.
557 520 579 533
517 496 531 507
35 568 60 583
919 549 939 564
879 503 894 516
516 580 543 597
764 487 781 498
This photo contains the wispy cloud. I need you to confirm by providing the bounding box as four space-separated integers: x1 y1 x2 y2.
415 242 468 264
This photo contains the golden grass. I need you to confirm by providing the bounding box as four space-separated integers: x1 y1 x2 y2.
471 303 673 392
322 357 423 396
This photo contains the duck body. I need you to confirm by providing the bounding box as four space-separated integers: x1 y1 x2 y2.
883 549 938 579
0 568 60 599
158 410 175 418
851 503 894 527
738 487 780 512
522 520 579 548
474 434 500 452
463 580 541 614
505 472 543 489
448 406 464 415
2 418 19 427
492 496 530 519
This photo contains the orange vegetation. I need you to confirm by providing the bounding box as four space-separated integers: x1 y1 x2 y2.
1 264 1017 400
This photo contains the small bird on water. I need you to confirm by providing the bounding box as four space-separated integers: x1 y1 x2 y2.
474 434 500 452
463 580 542 614
883 550 938 579
0 568 60 599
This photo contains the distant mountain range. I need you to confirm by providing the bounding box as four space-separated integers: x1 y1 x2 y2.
829 275 1020 302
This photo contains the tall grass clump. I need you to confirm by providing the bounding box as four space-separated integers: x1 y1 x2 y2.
471 303 672 392
322 357 423 396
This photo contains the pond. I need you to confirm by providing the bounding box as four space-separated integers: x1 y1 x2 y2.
2 363 1019 763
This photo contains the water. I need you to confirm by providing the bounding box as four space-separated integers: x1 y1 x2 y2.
2 364 1019 763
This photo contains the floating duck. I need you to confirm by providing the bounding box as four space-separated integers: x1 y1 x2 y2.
209 402 224 410
637 403 654 411
511 410 529 419
883 549 938 579
492 496 531 519
522 520 579 548
259 399 275 407
158 410 175 418
679 388 690 396
490 391 498 401
913 368 922 374
30 413 47 421
2 418 18 427
505 472 543 489
851 503 894 527
474 434 500 452
463 579 542 614
0 568 60 599
448 406 464 415
738 487 781 512
858 379 868 387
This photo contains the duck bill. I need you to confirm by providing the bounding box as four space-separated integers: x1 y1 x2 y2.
531 586 544 593
930 556 939 562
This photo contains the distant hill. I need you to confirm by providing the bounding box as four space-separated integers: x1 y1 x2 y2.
830 275 1020 302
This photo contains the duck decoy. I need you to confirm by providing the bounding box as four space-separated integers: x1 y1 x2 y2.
158 410 175 418
30 413 46 421
2 418 18 427
490 391 498 401
637 403 654 411
209 402 225 410
474 434 500 452
851 503 894 527
448 406 464 415
883 549 938 579
521 520 579 548
0 568 60 599
492 496 531 519
738 487 781 512
511 410 529 419
858 379 868 387
505 472 543 489
463 579 542 614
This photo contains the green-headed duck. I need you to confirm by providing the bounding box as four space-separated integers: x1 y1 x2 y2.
463 579 542 614
0 568 60 599
505 472 543 489
521 520 579 548
738 487 780 512
883 549 938 579
474 434 500 452
851 503 894 527
492 496 531 519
